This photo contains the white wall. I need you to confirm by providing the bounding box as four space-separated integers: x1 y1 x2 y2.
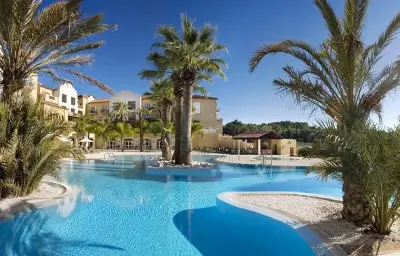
109 90 141 112
54 83 78 113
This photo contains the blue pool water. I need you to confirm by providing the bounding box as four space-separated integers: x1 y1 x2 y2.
0 155 342 256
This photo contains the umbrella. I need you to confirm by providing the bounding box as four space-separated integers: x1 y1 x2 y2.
58 135 70 142
79 137 93 150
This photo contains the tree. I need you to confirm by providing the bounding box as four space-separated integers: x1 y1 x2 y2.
147 79 174 160
113 122 135 152
0 94 83 198
0 0 116 101
250 0 400 223
74 115 95 142
110 102 132 122
92 119 115 151
308 122 400 234
139 14 226 165
191 122 204 138
134 108 152 152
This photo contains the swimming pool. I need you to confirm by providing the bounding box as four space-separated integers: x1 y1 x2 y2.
0 155 342 256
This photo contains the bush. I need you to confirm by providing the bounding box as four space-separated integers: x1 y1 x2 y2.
309 123 400 234
0 95 83 198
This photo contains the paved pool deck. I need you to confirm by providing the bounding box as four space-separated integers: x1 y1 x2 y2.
66 151 322 167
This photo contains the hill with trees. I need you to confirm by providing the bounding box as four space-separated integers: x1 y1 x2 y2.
223 120 323 143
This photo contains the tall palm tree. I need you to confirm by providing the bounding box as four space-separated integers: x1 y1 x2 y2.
139 14 226 165
147 79 174 160
0 0 116 101
110 102 132 122
249 0 400 223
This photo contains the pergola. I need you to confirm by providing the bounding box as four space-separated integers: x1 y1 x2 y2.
233 131 284 155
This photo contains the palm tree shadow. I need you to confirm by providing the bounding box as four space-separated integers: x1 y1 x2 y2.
0 203 124 256
307 213 384 255
173 206 315 256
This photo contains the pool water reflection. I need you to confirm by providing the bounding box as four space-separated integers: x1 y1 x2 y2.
0 155 342 256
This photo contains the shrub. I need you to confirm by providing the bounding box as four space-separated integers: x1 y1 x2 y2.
308 123 400 234
0 95 83 198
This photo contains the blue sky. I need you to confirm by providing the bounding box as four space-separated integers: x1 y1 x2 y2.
42 0 400 126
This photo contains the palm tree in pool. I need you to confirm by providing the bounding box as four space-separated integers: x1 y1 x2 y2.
147 79 175 160
249 0 400 223
110 102 132 123
0 0 116 101
139 14 227 165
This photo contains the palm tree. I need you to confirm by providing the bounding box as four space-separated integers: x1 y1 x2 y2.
191 122 204 138
110 102 132 122
139 14 226 165
0 0 116 101
249 0 400 223
113 122 135 152
0 94 83 198
134 108 153 152
92 119 115 151
74 115 95 147
147 79 174 160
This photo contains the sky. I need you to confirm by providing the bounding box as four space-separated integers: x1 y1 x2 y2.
41 0 400 127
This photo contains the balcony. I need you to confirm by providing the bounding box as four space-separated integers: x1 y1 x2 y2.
43 94 57 104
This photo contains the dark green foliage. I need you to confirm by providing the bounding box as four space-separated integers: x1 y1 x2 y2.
0 95 83 198
223 120 324 142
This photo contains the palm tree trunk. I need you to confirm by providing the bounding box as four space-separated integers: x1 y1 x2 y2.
342 175 371 224
161 106 172 160
139 112 144 152
173 96 182 164
180 85 193 165
121 135 124 152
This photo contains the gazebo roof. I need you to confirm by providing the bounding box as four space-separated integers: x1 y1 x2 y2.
233 131 284 140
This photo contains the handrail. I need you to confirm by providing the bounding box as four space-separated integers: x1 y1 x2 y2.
104 152 116 161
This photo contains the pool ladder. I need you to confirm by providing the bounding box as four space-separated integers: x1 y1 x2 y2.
104 152 116 161
261 154 272 167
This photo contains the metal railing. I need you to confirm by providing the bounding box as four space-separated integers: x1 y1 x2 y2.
261 154 272 167
104 152 116 161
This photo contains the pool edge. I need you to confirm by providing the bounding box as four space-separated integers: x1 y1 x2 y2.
0 180 73 222
217 192 347 256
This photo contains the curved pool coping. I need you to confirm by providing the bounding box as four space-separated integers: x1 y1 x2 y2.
0 180 73 221
217 192 347 256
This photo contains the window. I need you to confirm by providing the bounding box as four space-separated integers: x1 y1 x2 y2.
101 106 108 113
193 102 201 114
61 94 67 103
144 103 152 109
71 97 76 106
128 101 136 110
90 107 97 113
